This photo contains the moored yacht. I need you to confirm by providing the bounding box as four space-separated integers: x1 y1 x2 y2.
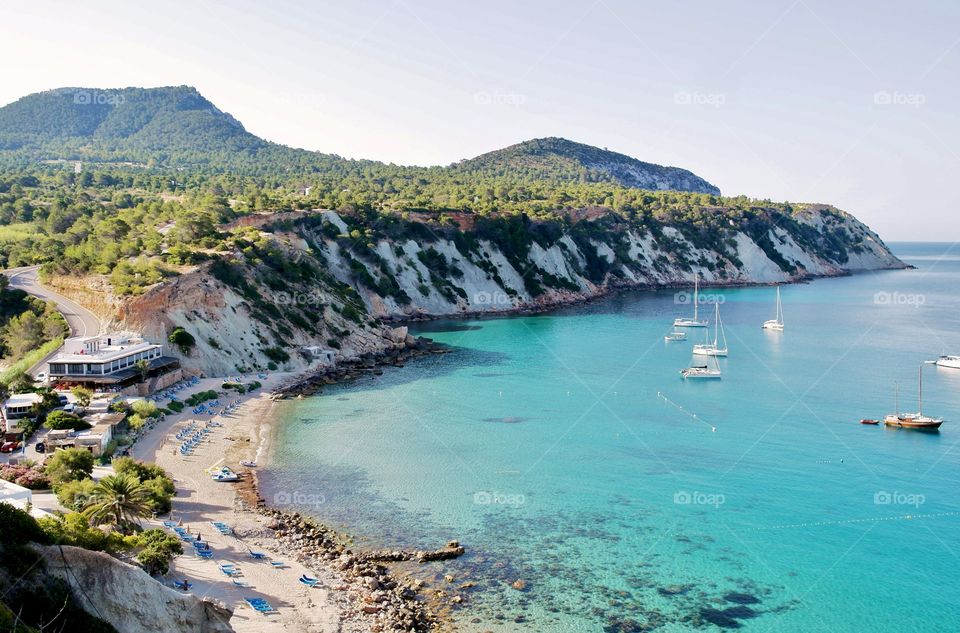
681 354 722 379
884 364 944 430
674 276 708 328
693 302 728 357
762 286 784 331
935 355 960 369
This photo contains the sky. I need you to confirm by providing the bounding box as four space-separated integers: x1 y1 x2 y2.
1 0 959 240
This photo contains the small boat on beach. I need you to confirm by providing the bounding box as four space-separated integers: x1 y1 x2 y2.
211 467 240 482
240 460 257 468
883 364 944 431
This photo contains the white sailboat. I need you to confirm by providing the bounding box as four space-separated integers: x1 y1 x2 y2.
674 276 708 328
693 302 728 357
762 286 784 331
681 351 722 380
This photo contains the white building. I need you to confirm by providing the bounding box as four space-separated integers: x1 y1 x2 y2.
47 333 178 389
302 346 336 366
2 393 43 432
0 480 53 519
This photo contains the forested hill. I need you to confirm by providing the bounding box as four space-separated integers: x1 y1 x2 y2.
455 137 719 194
0 86 717 194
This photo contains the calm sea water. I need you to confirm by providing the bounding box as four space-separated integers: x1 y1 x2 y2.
263 242 960 632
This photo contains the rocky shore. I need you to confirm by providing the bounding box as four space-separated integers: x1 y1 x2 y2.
273 336 448 399
235 470 465 632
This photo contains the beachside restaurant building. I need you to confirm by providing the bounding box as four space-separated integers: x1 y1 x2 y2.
46 333 180 392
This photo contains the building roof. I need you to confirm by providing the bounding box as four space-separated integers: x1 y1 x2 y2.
51 332 161 365
3 393 43 409
50 356 180 383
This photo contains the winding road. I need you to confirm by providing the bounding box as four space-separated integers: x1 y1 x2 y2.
2 265 102 377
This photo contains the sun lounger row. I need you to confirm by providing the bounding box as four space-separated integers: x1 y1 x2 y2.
244 597 276 614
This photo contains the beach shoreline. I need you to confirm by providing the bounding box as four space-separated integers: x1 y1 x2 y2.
129 345 464 633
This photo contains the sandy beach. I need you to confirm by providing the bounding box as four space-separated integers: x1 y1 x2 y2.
131 373 372 633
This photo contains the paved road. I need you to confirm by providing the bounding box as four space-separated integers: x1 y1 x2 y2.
3 265 102 377
4 266 101 337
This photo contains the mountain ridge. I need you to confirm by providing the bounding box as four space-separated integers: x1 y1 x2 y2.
0 85 718 193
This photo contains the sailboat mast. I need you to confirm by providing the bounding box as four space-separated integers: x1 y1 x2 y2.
713 302 720 347
918 364 923 415
693 276 699 322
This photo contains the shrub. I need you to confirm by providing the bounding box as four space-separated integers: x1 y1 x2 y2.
44 447 94 486
70 386 93 407
167 400 184 412
0 463 50 490
113 458 175 514
43 410 91 431
167 327 196 354
126 529 182 575
37 512 126 552
54 478 97 511
184 390 217 406
130 399 159 418
262 346 290 363
0 503 50 545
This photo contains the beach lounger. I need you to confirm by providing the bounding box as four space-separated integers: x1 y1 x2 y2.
244 598 276 613
299 577 319 587
269 561 287 568
232 579 250 588
197 550 213 559
163 521 177 527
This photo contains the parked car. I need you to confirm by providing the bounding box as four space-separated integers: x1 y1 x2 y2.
35 441 46 453
0 440 22 453
35 372 47 383
58 394 69 405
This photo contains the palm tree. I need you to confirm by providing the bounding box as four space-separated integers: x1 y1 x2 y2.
82 473 153 533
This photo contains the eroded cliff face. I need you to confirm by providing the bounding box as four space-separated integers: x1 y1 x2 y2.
302 207 903 318
107 206 903 377
32 544 233 633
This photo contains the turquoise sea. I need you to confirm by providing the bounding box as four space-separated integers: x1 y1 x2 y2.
263 242 960 632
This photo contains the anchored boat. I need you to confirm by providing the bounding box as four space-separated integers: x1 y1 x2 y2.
693 302 728 357
884 364 944 430
762 286 784 331
674 276 708 328
935 355 960 369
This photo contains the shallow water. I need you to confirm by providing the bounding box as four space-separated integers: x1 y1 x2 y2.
263 242 960 632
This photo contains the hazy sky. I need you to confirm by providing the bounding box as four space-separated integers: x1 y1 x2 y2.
2 0 958 240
